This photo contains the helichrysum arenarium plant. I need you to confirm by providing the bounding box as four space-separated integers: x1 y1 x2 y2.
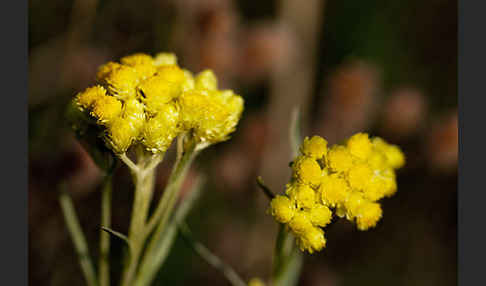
256 113 405 286
269 133 405 254
62 52 244 286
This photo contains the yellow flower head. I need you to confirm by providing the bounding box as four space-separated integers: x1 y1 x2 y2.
120 53 157 80
120 53 154 66
367 150 388 170
153 52 177 66
355 201 382 231
372 138 405 169
103 65 140 100
309 204 332 227
296 226 326 254
195 69 218 90
288 211 313 235
347 132 372 160
300 136 328 159
270 195 296 224
327 145 355 173
347 162 373 191
181 69 195 92
142 103 180 153
75 85 107 110
90 95 122 125
286 183 316 209
106 117 139 153
343 191 366 220
292 156 322 187
361 174 387 202
318 173 349 207
96 62 122 82
179 89 244 145
122 98 146 132
156 65 187 84
138 75 181 114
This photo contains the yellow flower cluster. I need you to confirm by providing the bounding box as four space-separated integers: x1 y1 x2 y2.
269 133 405 253
72 52 244 154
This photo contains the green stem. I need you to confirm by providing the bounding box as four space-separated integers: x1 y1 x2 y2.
120 152 163 286
134 175 205 286
136 139 197 282
99 172 113 286
59 186 98 286
271 225 303 286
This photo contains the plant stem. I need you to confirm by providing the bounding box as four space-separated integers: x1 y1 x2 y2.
134 175 205 286
120 152 163 286
99 172 113 286
136 139 197 282
271 225 303 286
59 186 98 286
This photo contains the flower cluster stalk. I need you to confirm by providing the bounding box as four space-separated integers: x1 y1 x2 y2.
99 173 113 286
135 135 198 286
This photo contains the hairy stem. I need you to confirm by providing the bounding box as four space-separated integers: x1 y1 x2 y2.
119 152 163 286
137 140 197 280
134 175 205 286
99 173 113 286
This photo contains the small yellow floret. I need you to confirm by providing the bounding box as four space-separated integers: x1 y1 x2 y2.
309 204 332 227
372 138 405 169
347 162 373 191
142 103 180 153
296 226 326 254
181 69 195 92
156 65 186 84
381 168 397 197
318 173 349 207
122 99 146 132
327 145 355 173
103 65 140 100
96 62 122 82
347 132 372 160
361 174 387 202
384 145 405 169
367 150 388 170
300 136 328 159
287 183 315 209
91 95 122 124
138 75 181 114
120 53 157 80
179 89 244 144
288 211 313 235
270 195 296 224
195 69 218 90
106 117 139 153
355 202 382 231
76 85 107 110
343 191 366 220
292 156 322 187
153 52 177 66
120 53 153 66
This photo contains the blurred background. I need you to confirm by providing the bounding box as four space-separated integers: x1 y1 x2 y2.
28 0 457 285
